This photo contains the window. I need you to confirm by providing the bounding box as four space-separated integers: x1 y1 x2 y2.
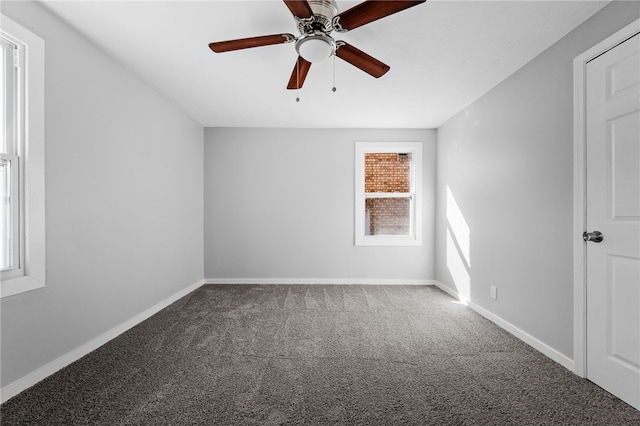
2 34 22 278
355 142 422 246
1 14 45 298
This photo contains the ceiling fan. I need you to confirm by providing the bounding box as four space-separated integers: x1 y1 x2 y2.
208 0 426 90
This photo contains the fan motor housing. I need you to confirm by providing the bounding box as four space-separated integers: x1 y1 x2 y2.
297 0 339 34
309 0 338 21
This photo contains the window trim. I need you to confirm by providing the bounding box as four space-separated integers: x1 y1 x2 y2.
1 14 45 298
355 142 423 246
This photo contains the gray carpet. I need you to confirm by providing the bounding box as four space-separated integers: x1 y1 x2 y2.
1 284 639 425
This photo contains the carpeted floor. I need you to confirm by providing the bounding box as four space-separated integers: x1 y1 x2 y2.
1 284 639 425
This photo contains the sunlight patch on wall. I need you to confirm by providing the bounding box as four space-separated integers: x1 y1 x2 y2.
446 186 471 301
447 186 470 267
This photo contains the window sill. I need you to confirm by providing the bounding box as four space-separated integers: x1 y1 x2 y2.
1 274 45 298
356 235 423 247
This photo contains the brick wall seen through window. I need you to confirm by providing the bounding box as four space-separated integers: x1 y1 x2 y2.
364 153 412 235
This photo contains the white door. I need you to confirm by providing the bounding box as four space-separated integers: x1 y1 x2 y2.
585 32 640 410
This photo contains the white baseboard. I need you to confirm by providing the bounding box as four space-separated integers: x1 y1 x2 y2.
0 279 205 404
205 278 438 286
433 281 575 371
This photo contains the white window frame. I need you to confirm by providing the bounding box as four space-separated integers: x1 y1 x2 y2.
355 142 422 246
1 154 21 276
1 14 45 298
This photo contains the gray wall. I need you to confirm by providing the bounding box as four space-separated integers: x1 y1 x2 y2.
0 2 204 388
435 1 640 359
204 128 436 282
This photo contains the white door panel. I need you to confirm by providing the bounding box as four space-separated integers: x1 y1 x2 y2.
586 32 640 410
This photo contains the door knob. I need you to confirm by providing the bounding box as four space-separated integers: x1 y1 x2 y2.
583 231 604 243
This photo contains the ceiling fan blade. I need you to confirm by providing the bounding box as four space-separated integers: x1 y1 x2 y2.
333 0 426 32
283 0 314 19
287 56 312 90
209 34 295 53
335 42 390 78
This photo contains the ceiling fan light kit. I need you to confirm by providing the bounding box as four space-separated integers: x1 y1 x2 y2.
296 32 335 63
208 0 426 91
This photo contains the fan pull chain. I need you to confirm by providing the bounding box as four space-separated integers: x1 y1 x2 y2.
296 58 300 102
332 54 337 93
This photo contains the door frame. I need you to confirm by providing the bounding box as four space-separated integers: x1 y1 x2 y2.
572 18 640 378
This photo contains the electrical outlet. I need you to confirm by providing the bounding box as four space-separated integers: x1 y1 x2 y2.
490 286 497 300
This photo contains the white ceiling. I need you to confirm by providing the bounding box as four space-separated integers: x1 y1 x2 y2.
39 0 608 128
